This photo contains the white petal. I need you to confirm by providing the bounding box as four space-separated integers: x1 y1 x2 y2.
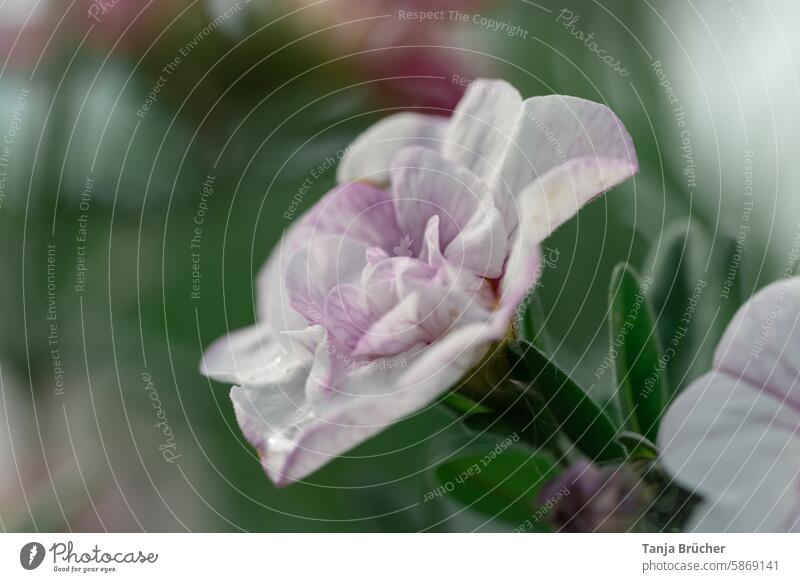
488 94 638 199
444 201 507 279
284 235 369 325
498 156 636 319
391 146 488 254
441 79 524 185
200 324 311 385
714 277 800 409
336 112 448 185
659 372 800 529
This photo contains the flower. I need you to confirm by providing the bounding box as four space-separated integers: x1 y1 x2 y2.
201 78 638 486
659 278 800 531
539 460 643 532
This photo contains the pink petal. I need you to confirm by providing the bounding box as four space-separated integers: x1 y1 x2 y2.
284 235 369 325
391 146 489 254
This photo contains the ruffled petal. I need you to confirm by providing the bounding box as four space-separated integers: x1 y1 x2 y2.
336 112 448 185
441 79 523 185
391 146 489 255
284 235 369 325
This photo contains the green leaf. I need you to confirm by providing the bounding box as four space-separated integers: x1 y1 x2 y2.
646 221 740 394
608 264 667 443
616 431 659 460
513 342 626 463
433 451 560 527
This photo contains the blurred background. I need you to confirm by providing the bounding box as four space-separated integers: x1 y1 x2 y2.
1 0 797 531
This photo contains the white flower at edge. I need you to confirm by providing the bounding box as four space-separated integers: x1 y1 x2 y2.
660 277 800 531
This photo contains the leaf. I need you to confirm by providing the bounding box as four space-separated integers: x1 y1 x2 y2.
512 342 625 463
645 221 740 394
616 431 659 460
608 263 667 443
433 451 560 527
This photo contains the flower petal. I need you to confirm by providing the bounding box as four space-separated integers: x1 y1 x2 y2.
284 235 369 325
498 156 636 319
714 278 800 410
659 372 800 530
444 201 507 279
336 112 448 185
488 94 638 199
200 324 314 385
441 79 524 184
391 146 488 254
298 182 402 252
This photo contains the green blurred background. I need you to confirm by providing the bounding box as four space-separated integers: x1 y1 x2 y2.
1 0 797 531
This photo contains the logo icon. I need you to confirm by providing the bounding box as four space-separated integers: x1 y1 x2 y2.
20 542 46 570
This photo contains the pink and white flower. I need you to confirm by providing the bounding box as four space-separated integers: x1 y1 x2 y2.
201 79 637 486
659 278 800 531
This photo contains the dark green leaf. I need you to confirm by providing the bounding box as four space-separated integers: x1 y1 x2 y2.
609 263 667 443
513 342 626 463
434 451 560 527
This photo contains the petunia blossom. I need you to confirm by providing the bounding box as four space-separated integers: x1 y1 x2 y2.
201 79 638 486
659 277 800 532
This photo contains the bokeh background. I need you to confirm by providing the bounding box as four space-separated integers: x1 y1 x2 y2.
1 0 797 531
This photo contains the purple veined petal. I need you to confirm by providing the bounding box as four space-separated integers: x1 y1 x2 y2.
323 284 374 352
200 323 313 385
352 293 431 359
487 94 638 202
419 214 445 267
441 79 524 185
391 146 489 255
713 278 800 411
284 235 370 325
361 255 436 317
659 371 800 531
444 201 507 279
298 182 402 252
336 112 449 185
